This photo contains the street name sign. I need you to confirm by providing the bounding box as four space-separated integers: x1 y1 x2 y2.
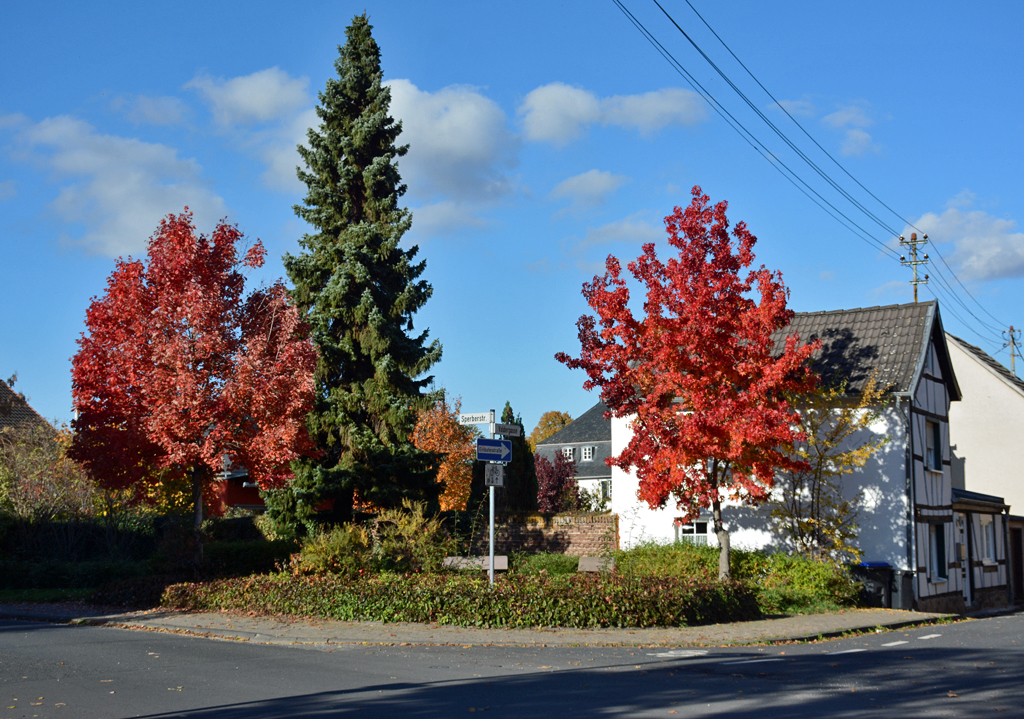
484 464 504 486
476 438 512 462
492 422 522 437
459 412 491 425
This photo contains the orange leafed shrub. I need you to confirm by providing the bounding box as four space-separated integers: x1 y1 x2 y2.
412 396 476 511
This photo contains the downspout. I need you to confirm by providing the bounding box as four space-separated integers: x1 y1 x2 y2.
966 511 975 604
895 391 916 602
1004 505 1012 604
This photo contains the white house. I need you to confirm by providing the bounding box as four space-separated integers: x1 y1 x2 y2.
946 334 1024 603
609 301 1009 613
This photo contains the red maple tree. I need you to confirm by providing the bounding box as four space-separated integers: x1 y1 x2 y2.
70 210 317 545
556 187 818 578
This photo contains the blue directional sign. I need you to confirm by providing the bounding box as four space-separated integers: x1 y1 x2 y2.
476 438 512 463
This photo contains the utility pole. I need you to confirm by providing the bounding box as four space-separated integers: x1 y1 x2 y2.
900 232 929 303
1004 326 1021 376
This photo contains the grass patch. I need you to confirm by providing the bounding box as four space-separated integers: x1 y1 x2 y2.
512 552 579 575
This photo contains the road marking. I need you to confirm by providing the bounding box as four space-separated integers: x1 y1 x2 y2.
648 649 709 659
917 634 942 640
828 649 867 655
881 641 909 647
720 658 785 665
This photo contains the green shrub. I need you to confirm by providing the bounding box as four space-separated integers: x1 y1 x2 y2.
203 540 295 578
613 541 859 613
161 571 761 628
366 501 453 573
291 524 370 578
513 552 579 575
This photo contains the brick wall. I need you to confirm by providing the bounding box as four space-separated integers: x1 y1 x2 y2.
475 514 618 556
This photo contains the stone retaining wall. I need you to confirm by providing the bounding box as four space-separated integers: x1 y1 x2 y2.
476 514 618 556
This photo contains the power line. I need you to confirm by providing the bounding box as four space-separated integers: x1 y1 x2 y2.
616 0 1011 344
611 0 903 261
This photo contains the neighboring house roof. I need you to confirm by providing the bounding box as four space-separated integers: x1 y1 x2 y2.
535 400 611 481
0 381 52 434
536 401 611 446
946 334 1024 399
773 300 960 399
952 486 1008 512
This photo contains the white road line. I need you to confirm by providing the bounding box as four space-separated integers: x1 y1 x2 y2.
647 649 709 659
881 641 909 647
917 634 942 640
720 658 786 665
827 649 867 655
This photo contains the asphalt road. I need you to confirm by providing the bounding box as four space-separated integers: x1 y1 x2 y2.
2 614 1021 718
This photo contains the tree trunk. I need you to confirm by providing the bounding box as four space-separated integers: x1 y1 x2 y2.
712 496 730 581
191 465 205 568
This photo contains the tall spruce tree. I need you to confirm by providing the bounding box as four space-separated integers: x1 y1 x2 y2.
273 14 441 527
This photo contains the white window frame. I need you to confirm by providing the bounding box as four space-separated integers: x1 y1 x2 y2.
674 518 710 545
929 522 948 581
561 446 574 460
981 517 996 563
925 421 942 472
581 446 594 461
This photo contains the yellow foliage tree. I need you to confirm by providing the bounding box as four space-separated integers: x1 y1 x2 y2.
412 396 476 511
770 372 890 563
527 410 573 453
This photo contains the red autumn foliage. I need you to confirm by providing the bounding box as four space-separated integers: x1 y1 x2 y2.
534 451 579 514
70 210 317 523
556 187 818 576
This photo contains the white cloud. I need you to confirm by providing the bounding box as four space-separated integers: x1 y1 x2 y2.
602 89 706 135
387 79 518 205
187 67 309 126
550 169 629 211
519 83 600 146
774 99 815 117
519 83 706 145
112 94 189 126
16 115 225 257
410 200 489 236
823 105 872 129
910 200 1024 281
564 212 662 264
823 103 880 157
260 108 318 193
0 180 14 200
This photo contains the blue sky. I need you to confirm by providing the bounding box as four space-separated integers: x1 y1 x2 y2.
3 1 1023 432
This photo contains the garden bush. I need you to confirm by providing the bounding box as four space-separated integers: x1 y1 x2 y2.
512 552 579 575
614 541 860 613
162 571 761 628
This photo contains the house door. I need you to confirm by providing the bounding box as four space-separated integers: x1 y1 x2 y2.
1011 528 1023 603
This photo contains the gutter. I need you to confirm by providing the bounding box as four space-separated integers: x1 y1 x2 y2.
894 391 916 587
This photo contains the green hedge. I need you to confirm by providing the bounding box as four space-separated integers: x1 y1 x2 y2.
0 558 147 590
161 571 761 628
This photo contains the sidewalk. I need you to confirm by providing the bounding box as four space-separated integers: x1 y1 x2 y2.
0 603 953 648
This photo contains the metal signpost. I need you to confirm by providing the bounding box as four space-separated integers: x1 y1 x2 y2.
461 409 515 585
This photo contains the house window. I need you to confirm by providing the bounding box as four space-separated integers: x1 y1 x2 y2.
929 522 948 580
581 446 594 461
561 447 574 460
599 479 611 501
925 421 942 471
981 517 996 562
674 518 709 545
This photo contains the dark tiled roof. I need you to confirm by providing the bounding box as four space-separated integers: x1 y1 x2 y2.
952 486 1008 509
773 301 942 395
947 334 1024 396
536 401 611 446
533 443 612 480
0 381 52 434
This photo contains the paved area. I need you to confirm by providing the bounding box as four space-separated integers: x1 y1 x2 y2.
0 602 953 647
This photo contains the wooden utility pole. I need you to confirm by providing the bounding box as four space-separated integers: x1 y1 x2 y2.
1004 326 1021 376
899 232 929 302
